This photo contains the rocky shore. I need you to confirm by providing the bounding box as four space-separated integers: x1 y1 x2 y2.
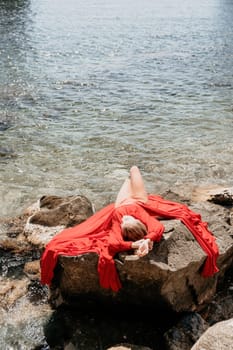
0 185 232 349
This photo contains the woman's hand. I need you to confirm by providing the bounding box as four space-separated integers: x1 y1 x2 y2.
148 239 153 251
131 239 145 249
132 238 153 257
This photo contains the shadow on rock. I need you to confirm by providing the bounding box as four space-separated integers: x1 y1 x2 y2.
43 304 179 350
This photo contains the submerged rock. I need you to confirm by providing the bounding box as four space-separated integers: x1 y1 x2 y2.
0 274 51 350
0 277 29 309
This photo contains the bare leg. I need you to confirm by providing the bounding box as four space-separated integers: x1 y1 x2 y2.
129 166 148 202
115 166 148 207
115 178 133 207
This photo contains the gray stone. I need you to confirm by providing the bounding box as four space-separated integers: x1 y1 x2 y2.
164 312 209 350
191 318 233 350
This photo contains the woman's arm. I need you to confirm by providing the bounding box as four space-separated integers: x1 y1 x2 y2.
108 230 141 256
108 224 146 256
133 206 164 242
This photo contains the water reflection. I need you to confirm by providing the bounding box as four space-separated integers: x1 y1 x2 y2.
0 0 31 66
0 0 32 127
0 0 30 27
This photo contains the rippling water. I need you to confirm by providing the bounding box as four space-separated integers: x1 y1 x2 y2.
1 0 233 218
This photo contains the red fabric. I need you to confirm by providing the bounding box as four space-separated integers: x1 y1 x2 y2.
40 195 219 292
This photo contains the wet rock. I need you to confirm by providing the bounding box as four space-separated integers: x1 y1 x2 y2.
0 277 29 309
24 260 41 281
0 307 52 350
27 280 49 305
205 294 233 325
23 195 95 248
209 190 233 206
0 194 94 251
191 185 233 206
200 266 233 325
28 195 94 227
0 214 27 239
164 312 208 350
191 318 233 350
0 146 16 158
0 121 10 131
0 275 52 350
0 194 95 350
24 222 65 248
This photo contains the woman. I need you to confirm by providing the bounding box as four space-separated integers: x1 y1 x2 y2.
110 165 164 257
40 166 219 292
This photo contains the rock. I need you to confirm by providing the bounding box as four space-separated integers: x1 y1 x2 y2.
1 190 232 315
106 345 152 350
24 260 41 281
43 303 162 350
28 195 94 227
0 277 29 309
23 195 95 248
209 190 233 206
0 188 233 350
50 223 208 311
0 121 11 132
0 194 94 251
191 185 233 206
49 199 233 312
0 146 16 158
200 266 233 325
206 295 233 325
0 321 49 350
65 344 153 350
0 264 52 349
0 194 94 310
0 214 28 239
24 222 65 248
164 312 209 350
191 318 233 350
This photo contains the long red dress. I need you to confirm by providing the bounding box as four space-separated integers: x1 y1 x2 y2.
40 195 219 292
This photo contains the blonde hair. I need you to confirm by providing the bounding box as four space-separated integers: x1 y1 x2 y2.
121 215 147 241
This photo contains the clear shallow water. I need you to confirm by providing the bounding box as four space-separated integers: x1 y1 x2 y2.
0 0 233 218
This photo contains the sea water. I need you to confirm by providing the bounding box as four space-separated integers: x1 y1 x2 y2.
1 0 233 218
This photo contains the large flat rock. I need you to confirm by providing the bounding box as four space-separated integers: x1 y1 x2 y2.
51 200 233 312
